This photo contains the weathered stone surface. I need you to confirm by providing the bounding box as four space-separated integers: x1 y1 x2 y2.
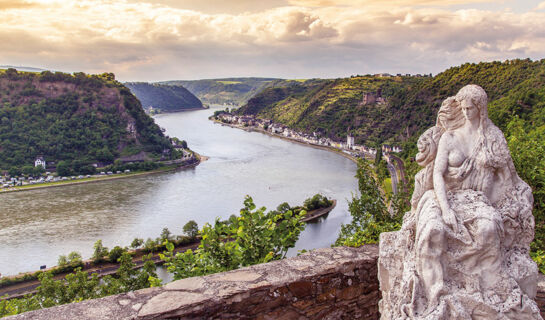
379 85 542 319
8 244 545 320
138 291 205 318
164 276 205 291
214 270 261 282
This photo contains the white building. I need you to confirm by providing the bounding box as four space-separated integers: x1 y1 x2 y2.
34 156 46 169
347 135 355 149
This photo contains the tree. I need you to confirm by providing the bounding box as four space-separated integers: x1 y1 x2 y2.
67 251 82 264
143 238 157 252
159 227 172 242
21 165 34 176
92 240 109 263
162 196 306 280
182 220 199 239
57 255 68 267
56 161 71 177
335 160 403 247
303 194 331 211
130 238 144 249
108 246 125 263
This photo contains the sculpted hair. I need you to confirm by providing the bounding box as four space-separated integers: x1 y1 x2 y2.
437 96 464 131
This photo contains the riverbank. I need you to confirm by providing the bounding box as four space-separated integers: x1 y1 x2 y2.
212 119 361 164
0 199 335 299
0 240 201 300
0 154 206 195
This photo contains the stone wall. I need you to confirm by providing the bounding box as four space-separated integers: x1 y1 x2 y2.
9 244 545 319
10 245 380 320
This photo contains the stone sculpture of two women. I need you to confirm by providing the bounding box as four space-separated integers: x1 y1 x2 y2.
379 85 542 319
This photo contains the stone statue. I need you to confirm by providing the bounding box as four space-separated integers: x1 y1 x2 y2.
378 85 542 319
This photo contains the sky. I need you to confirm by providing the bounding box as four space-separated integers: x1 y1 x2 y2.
1 0 545 81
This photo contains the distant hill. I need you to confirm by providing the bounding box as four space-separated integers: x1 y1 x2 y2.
236 76 428 145
0 65 49 73
0 68 177 171
162 77 281 106
237 59 545 146
124 82 203 113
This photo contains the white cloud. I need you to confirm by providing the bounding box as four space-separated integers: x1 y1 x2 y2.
1 0 545 81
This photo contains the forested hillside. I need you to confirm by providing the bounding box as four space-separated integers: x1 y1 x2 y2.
124 82 203 113
0 69 176 171
237 58 545 250
164 77 279 106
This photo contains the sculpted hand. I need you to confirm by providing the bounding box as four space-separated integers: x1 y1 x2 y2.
442 208 458 233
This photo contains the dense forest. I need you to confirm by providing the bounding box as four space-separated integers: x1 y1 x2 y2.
164 77 280 106
124 82 203 113
237 59 545 251
0 69 177 173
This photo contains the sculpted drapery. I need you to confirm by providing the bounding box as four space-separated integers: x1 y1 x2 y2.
379 85 541 319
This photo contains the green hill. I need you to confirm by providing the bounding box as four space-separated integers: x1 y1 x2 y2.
237 59 545 146
236 76 428 145
124 82 203 113
236 58 545 249
162 77 280 106
0 69 178 172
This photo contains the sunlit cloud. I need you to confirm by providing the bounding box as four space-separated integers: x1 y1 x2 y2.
535 1 545 10
0 0 544 81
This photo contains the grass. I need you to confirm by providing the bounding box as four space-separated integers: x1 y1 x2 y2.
383 178 393 197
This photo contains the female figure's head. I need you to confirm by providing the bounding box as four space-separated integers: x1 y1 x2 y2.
455 84 488 127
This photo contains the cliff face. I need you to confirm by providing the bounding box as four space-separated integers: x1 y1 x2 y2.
0 69 175 170
124 82 203 113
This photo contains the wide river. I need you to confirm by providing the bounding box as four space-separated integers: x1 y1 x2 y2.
0 107 357 276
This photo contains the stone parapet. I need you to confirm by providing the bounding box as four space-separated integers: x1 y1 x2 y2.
9 244 545 319
9 245 380 320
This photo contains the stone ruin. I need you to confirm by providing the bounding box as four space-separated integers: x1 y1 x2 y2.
379 85 542 319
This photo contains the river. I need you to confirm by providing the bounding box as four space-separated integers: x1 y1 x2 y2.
0 107 357 277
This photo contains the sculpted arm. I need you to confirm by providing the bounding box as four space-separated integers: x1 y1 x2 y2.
433 134 458 231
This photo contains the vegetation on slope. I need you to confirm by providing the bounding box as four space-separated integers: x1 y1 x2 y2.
163 77 280 106
238 59 545 252
124 82 203 113
0 68 178 173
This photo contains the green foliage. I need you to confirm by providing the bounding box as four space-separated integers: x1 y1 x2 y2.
108 246 126 263
67 251 82 264
159 227 172 242
303 194 332 211
57 255 68 267
0 254 158 317
130 238 144 249
92 240 109 263
161 196 306 280
335 160 403 247
182 220 199 239
124 82 203 112
0 70 176 171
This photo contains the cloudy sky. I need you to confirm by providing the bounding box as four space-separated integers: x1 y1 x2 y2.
1 0 545 81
